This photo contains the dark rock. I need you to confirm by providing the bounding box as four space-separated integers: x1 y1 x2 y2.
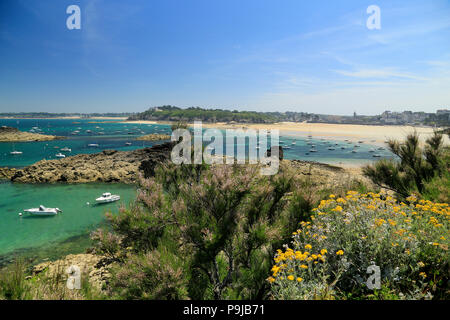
266 146 284 161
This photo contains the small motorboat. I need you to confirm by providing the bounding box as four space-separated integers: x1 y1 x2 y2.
95 192 120 204
23 205 62 216
125 142 132 146
328 147 336 151
309 149 317 152
373 154 382 158
55 153 66 158
10 151 23 155
61 147 71 152
88 143 99 147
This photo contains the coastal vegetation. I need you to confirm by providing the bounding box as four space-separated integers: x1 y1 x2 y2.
128 106 449 126
128 105 279 123
362 131 449 202
0 133 448 300
90 161 367 300
269 192 449 300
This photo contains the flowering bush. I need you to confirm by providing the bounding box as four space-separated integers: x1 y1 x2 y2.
269 192 449 299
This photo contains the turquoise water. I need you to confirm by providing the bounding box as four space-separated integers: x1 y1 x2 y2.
0 182 136 259
0 119 172 167
0 118 394 262
0 118 394 167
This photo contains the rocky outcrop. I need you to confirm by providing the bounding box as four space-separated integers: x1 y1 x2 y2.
31 253 111 291
8 141 175 184
0 126 64 142
0 167 17 180
136 133 171 141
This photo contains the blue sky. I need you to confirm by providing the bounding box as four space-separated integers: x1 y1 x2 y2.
0 0 449 115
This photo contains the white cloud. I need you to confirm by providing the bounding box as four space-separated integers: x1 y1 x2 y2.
333 68 428 81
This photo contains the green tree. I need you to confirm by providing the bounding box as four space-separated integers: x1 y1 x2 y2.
363 131 445 198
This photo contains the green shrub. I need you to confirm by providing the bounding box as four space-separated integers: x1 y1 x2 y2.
269 192 449 300
363 131 445 199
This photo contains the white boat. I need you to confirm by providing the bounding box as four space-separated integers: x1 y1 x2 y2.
10 151 23 155
125 142 132 146
95 192 120 204
61 147 71 152
88 143 99 147
55 153 66 158
23 205 62 216
373 154 382 158
328 147 336 150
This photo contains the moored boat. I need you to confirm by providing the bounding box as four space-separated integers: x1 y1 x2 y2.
23 205 62 216
95 192 120 204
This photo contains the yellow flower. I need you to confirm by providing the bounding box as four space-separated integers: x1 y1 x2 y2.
300 264 308 269
432 242 440 246
419 272 427 279
329 194 336 198
387 219 397 226
320 249 328 255
271 265 280 275
268 277 275 283
336 250 344 255
417 261 425 268
305 244 312 250
287 275 294 281
296 277 303 282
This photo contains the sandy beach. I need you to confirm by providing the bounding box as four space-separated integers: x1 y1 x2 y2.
125 120 448 145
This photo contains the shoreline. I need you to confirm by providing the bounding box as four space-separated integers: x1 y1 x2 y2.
124 120 448 146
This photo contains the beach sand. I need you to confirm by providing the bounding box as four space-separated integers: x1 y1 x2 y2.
125 120 448 145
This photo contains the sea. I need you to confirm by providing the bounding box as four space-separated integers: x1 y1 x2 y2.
0 118 394 266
